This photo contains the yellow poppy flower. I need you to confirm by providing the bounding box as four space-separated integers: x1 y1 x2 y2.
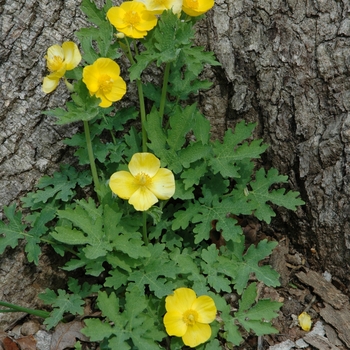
42 41 81 93
109 153 175 211
107 1 158 39
138 0 183 14
182 0 214 16
298 311 312 331
82 58 127 108
163 288 217 348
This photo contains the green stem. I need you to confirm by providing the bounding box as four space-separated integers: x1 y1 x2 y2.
142 211 148 246
0 301 50 319
159 62 171 126
124 39 147 152
83 120 100 193
136 79 148 152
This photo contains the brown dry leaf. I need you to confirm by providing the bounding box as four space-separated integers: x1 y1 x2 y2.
16 335 37 350
2 337 19 350
50 321 89 350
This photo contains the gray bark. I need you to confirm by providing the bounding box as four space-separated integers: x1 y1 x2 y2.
205 0 350 286
0 0 349 328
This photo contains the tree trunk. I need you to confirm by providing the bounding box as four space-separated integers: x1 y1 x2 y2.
204 0 350 287
1 0 349 327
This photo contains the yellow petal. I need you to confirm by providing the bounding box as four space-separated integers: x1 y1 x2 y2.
298 312 312 331
47 44 64 61
95 90 113 107
182 0 214 16
192 295 216 323
128 186 158 211
165 288 197 314
62 41 81 70
82 64 100 93
42 76 60 93
109 171 138 199
128 153 160 178
148 168 175 200
107 7 128 29
95 57 121 78
182 322 212 348
163 311 187 337
104 76 127 102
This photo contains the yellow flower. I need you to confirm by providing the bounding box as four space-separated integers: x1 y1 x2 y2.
109 153 175 211
163 288 217 348
298 312 312 331
182 0 214 16
82 58 127 108
42 41 81 93
138 0 183 14
107 1 158 39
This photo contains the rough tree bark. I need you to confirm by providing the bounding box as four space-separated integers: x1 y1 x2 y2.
0 0 349 328
205 0 350 286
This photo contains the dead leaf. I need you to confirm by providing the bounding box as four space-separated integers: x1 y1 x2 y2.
16 335 36 350
2 337 19 350
50 321 89 350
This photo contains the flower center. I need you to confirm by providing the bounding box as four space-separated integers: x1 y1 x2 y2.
183 309 198 326
47 56 64 72
124 10 141 26
184 0 199 9
135 172 152 187
98 74 114 93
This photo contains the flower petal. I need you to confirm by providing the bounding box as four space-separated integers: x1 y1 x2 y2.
82 64 100 93
42 76 60 93
165 288 197 314
163 311 187 337
46 44 64 61
128 153 160 178
109 171 138 199
95 90 113 107
128 186 158 211
107 6 127 28
298 312 312 331
104 77 127 102
62 41 81 70
148 168 175 200
182 322 212 348
191 295 216 323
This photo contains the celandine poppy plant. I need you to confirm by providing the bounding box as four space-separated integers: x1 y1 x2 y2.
42 41 81 93
82 58 127 108
163 288 217 348
182 0 214 16
109 153 175 211
107 1 158 39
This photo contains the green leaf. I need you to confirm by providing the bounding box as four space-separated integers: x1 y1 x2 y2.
39 289 84 329
234 283 282 335
128 244 177 298
80 0 106 26
83 287 164 349
248 168 305 223
0 204 26 253
201 245 232 293
27 164 90 204
82 318 114 341
24 203 57 264
209 122 267 178
52 198 113 259
234 240 280 294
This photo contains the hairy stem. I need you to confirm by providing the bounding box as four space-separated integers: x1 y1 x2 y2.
83 120 100 194
159 62 171 126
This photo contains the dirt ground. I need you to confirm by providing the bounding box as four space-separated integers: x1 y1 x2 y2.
0 229 349 350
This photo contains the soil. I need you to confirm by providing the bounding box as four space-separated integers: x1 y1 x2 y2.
0 231 349 350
